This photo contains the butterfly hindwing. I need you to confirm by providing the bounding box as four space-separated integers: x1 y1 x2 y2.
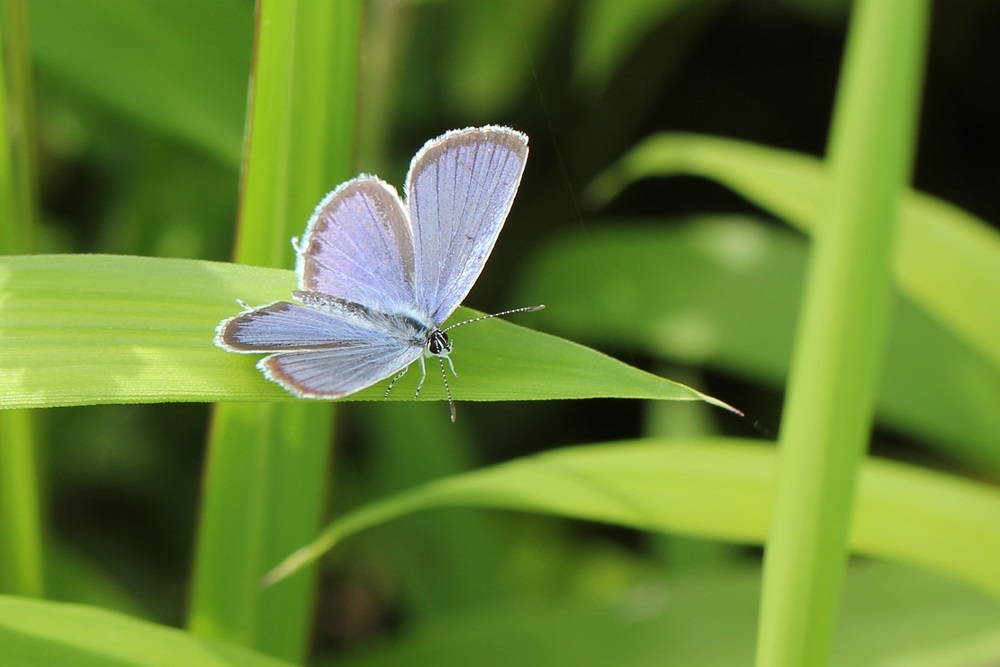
217 300 424 397
260 343 423 398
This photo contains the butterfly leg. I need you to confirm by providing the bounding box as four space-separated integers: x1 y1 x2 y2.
443 354 458 378
412 354 429 399
384 364 410 400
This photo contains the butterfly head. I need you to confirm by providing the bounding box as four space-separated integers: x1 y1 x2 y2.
427 329 452 357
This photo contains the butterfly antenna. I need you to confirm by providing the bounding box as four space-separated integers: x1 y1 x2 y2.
438 357 457 422
442 304 545 333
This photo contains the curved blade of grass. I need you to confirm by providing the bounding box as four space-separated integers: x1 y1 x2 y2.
589 142 1000 375
0 595 296 667
514 217 1000 468
263 439 1000 604
0 254 734 412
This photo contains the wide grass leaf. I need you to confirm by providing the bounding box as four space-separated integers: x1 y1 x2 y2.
266 438 1000 601
0 595 295 667
589 133 1000 372
514 217 1000 467
0 254 730 411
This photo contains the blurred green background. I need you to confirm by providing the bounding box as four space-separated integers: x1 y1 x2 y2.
2 0 999 664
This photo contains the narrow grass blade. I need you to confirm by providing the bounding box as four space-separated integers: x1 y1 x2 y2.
188 1 361 662
756 1 929 665
0 0 36 252
263 439 1000 603
0 410 43 597
0 0 44 599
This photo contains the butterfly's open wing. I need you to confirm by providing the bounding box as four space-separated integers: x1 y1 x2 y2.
405 126 528 324
216 301 422 397
297 177 416 313
260 343 421 398
216 301 374 352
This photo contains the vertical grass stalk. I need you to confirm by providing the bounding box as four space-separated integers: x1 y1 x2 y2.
0 0 44 598
188 0 361 661
754 1 929 665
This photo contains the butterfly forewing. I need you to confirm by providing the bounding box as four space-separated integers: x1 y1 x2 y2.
298 177 416 313
406 126 528 324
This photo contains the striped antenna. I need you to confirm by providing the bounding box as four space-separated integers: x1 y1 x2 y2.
442 304 545 333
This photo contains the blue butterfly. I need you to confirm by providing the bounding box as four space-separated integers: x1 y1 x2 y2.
216 126 541 420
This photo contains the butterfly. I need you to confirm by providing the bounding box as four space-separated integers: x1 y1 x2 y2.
215 126 541 421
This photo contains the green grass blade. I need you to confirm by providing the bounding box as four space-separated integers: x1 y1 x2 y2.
0 595 297 667
0 409 42 597
756 1 929 665
263 439 1000 602
188 2 356 661
515 218 1000 467
231 0 357 269
0 254 731 411
589 144 1000 376
0 0 35 252
194 4 364 654
0 0 44 599
191 401 333 659
0 23 13 250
